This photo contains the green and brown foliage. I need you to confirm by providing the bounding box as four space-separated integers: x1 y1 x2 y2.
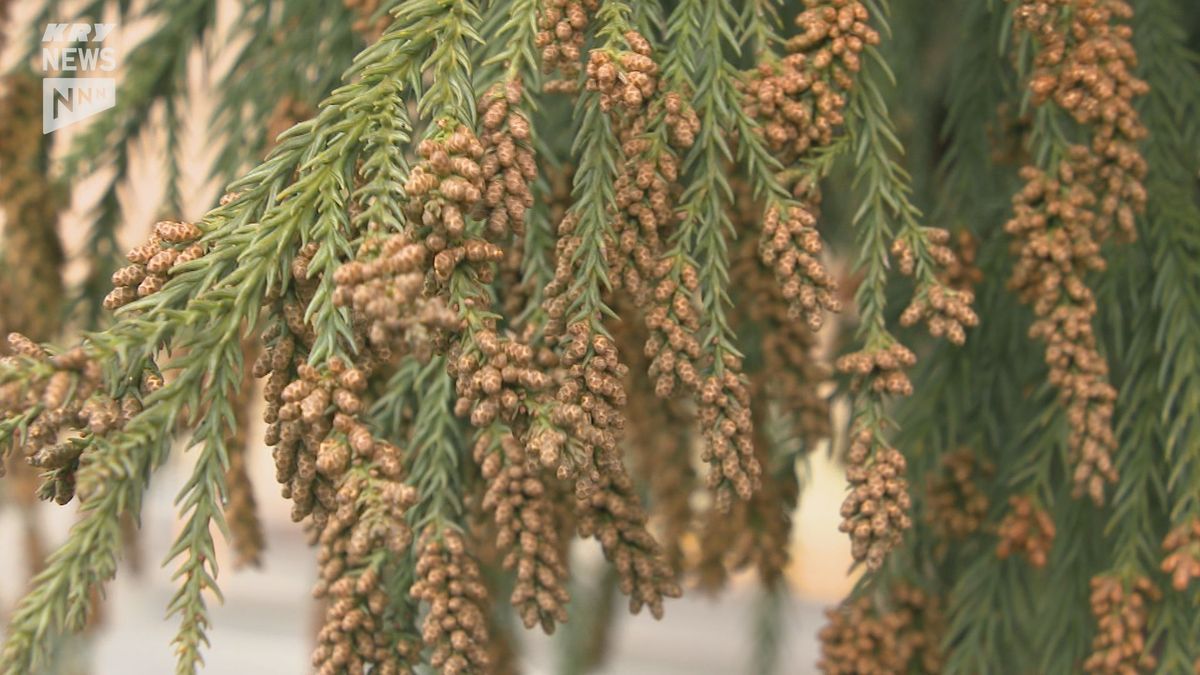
0 0 1198 673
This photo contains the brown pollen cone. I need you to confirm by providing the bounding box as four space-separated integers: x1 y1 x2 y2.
105 219 206 311
410 528 492 675
311 446 419 675
894 227 980 346
696 387 797 590
995 494 1056 568
476 433 569 633
1008 0 1148 504
1161 519 1200 592
535 0 599 93
818 583 945 674
575 462 681 619
618 310 696 573
1 335 158 504
1085 574 1160 674
837 427 913 571
924 449 993 546
477 81 537 240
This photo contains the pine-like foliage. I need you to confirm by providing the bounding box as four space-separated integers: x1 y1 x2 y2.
0 0 1197 673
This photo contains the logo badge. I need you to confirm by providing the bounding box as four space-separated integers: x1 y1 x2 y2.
43 77 115 133
41 22 118 133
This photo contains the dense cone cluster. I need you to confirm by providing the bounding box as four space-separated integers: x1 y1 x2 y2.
898 282 977 345
0 334 158 503
585 37 657 114
836 341 917 397
535 0 597 93
760 199 840 332
924 449 992 542
818 583 944 674
4 0 1180 670
1008 0 1148 505
477 82 536 239
476 433 569 632
1084 575 1159 674
538 203 631 494
104 219 206 310
740 0 879 162
537 38 667 487
615 166 682 307
620 325 695 572
730 194 832 447
410 529 491 674
738 2 858 333
1031 296 1118 498
839 428 913 570
1017 0 1149 208
894 228 980 345
941 230 984 293
695 358 760 509
741 55 841 159
254 132 510 672
641 252 703 399
576 465 681 617
448 330 548 430
535 317 682 621
585 34 763 510
995 495 1056 568
607 67 692 303
591 31 680 305
403 88 683 638
535 320 626 489
661 92 701 149
334 233 458 362
404 124 495 286
312 459 419 675
257 339 377 528
697 404 797 589
1161 519 1200 591
1006 152 1120 504
262 250 374 525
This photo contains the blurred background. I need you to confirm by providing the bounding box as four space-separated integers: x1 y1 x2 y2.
0 1 857 673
